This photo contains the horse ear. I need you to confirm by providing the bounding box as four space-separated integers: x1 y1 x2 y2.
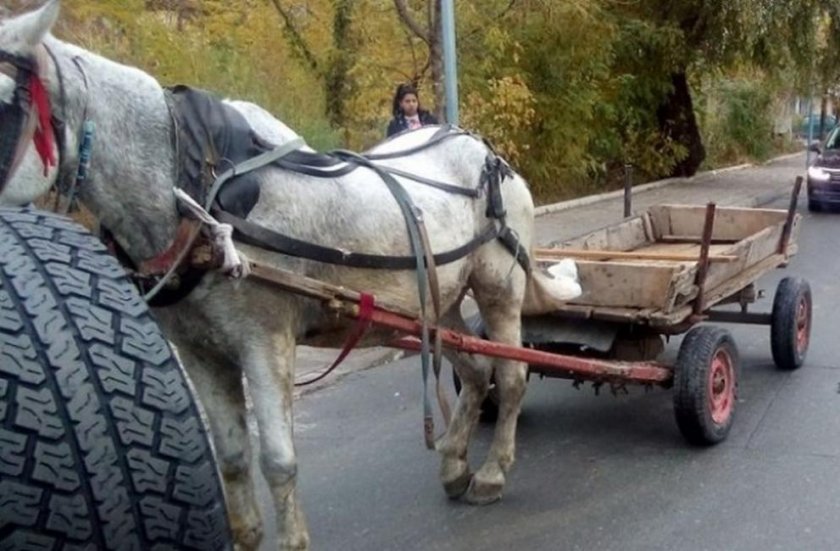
1 0 60 53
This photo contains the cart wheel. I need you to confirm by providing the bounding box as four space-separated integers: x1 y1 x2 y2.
771 277 812 370
452 313 499 422
673 326 739 446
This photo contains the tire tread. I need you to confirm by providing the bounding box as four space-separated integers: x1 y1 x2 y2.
0 208 230 549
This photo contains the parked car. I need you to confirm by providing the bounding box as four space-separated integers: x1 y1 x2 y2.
807 125 840 211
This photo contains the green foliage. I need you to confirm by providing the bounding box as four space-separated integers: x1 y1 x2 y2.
55 0 341 149
12 0 835 202
699 75 776 165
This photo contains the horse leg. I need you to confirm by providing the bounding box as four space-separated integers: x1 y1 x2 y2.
465 278 528 505
175 345 263 549
437 307 493 498
242 330 310 551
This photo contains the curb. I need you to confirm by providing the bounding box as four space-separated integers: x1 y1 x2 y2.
750 188 791 208
535 151 804 217
294 348 405 398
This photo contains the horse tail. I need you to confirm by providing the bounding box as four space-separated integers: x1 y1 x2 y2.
522 259 582 316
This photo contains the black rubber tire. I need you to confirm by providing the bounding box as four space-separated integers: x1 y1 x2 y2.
807 198 822 212
771 277 812 371
452 313 499 422
673 326 739 446
0 208 231 550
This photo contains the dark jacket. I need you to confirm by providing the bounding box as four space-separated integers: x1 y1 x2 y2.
386 110 438 137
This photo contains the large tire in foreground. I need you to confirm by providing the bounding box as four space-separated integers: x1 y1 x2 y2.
673 326 739 446
0 208 231 549
770 277 812 371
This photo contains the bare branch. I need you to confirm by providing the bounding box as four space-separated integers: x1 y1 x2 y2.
267 0 320 73
462 1 517 41
394 0 431 44
500 0 517 18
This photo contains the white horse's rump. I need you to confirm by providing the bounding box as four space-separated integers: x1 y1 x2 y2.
0 3 578 549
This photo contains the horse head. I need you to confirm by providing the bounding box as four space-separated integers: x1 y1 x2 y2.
0 0 60 204
0 0 182 264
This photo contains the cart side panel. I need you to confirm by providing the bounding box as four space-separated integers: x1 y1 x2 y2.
557 215 651 251
649 205 788 241
571 261 693 310
702 223 784 292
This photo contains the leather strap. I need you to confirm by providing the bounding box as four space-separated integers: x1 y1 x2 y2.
215 209 500 269
294 293 376 386
205 137 305 210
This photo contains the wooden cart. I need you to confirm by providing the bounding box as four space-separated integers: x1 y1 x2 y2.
475 180 811 444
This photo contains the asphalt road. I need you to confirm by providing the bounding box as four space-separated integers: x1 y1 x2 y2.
260 193 840 551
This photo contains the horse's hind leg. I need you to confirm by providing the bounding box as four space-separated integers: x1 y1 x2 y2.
242 328 310 551
465 270 528 505
175 345 263 549
437 307 493 498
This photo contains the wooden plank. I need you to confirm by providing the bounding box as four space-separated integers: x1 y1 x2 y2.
660 235 740 244
546 303 660 323
536 248 738 263
553 214 651 251
247 261 417 318
699 254 788 310
630 242 733 258
565 262 681 310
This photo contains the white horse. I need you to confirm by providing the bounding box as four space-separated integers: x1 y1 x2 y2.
0 2 579 549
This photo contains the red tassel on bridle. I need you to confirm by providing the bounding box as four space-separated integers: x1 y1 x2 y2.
29 73 56 176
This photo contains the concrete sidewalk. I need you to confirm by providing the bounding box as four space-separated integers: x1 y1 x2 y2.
294 152 807 395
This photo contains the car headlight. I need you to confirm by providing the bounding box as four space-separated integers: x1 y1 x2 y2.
808 166 831 182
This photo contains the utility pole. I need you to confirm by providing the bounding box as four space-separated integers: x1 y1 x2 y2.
440 0 459 125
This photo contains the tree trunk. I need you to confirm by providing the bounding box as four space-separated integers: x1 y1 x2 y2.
657 71 705 177
819 93 828 141
429 37 445 121
325 0 354 129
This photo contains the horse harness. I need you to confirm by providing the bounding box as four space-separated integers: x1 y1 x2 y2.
0 45 93 213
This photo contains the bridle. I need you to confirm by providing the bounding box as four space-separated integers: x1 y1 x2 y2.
0 46 57 194
0 43 198 299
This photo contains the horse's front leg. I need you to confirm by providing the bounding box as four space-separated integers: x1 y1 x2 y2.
174 345 263 549
243 329 310 551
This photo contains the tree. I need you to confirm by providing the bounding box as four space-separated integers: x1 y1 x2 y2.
605 0 832 177
267 0 358 130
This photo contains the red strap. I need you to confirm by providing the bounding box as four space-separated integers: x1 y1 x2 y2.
29 74 56 176
295 293 376 386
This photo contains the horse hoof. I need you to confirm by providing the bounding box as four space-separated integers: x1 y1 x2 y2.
233 524 263 551
278 535 311 551
442 469 473 499
464 475 504 506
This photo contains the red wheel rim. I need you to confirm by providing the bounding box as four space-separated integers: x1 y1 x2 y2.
708 349 735 425
796 297 810 354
